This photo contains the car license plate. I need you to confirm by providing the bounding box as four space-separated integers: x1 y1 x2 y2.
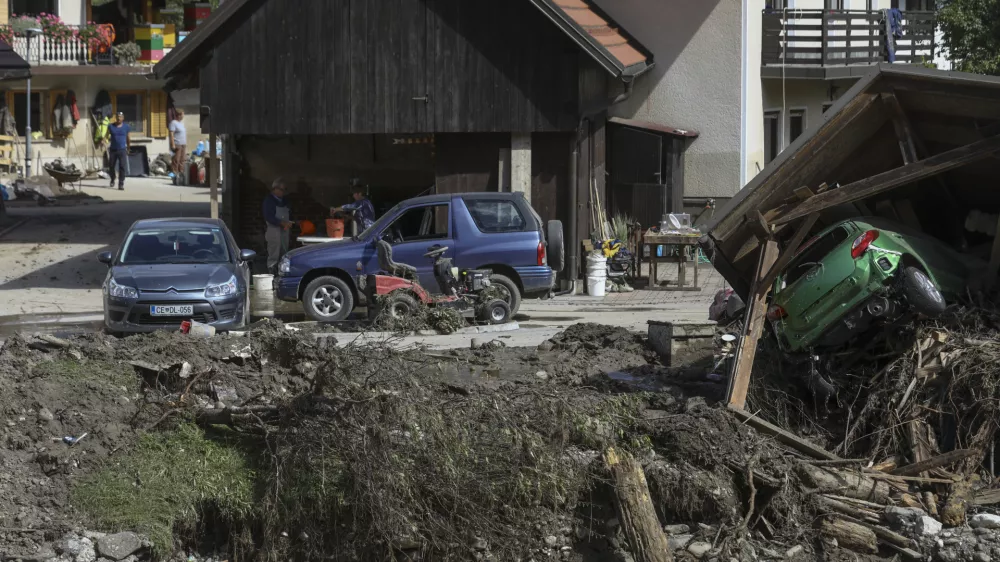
150 305 194 316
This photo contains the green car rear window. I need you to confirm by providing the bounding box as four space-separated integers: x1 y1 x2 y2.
784 226 850 286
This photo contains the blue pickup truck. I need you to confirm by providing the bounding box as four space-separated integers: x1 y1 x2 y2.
276 192 564 321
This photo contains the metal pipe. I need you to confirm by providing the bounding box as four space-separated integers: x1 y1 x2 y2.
24 30 36 178
555 134 580 297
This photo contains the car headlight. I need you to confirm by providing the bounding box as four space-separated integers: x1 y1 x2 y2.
206 275 238 298
107 278 138 299
278 256 291 275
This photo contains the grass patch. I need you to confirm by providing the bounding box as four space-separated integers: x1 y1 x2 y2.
71 423 256 554
32 358 136 391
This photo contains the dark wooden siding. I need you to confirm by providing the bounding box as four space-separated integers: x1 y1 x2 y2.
202 0 580 135
434 133 508 194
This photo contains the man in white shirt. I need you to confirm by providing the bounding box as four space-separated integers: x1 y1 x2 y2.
168 109 187 176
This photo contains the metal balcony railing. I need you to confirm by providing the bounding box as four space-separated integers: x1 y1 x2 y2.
762 9 936 67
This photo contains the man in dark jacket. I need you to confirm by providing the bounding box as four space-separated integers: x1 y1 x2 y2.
263 178 293 273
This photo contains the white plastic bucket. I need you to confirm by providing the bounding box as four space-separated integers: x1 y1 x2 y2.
586 253 607 297
253 274 274 292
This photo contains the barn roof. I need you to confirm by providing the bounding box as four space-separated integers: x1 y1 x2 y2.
154 0 653 83
702 64 1000 297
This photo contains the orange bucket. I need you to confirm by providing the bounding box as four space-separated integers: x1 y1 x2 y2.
298 219 316 236
326 218 345 238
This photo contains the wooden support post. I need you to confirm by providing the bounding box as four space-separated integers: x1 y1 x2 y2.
208 131 218 219
881 90 959 208
774 134 1000 225
759 213 819 292
604 448 672 562
881 92 919 165
727 238 779 410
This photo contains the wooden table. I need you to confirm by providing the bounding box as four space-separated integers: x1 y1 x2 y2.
641 232 701 291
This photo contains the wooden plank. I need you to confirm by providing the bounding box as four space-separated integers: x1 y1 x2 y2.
890 449 978 477
728 406 840 460
759 213 820 293
726 239 779 410
603 448 673 562
774 134 1000 225
349 0 369 133
793 186 815 201
881 92 918 165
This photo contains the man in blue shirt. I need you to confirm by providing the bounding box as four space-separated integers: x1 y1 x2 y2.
332 179 375 235
105 112 131 190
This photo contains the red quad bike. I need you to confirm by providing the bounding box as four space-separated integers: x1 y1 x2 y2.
361 240 512 325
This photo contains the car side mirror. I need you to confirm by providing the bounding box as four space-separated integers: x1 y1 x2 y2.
239 249 257 262
97 251 113 265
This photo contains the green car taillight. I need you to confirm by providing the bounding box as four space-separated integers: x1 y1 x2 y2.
850 229 880 259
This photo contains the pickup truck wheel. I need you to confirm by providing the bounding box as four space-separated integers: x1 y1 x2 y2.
547 220 565 273
303 276 354 322
489 274 521 315
902 267 946 317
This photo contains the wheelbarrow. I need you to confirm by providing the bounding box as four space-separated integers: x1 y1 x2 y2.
43 165 84 191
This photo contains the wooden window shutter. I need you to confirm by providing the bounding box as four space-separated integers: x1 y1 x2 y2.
150 90 167 139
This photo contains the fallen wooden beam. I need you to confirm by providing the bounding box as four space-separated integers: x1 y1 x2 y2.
798 464 890 502
604 447 673 562
973 488 1000 506
773 134 1000 225
881 92 919 165
815 495 880 524
728 406 840 461
820 517 877 554
890 449 978 477
726 240 779 410
759 213 820 292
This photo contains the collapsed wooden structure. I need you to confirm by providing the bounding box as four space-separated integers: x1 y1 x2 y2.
700 65 1000 408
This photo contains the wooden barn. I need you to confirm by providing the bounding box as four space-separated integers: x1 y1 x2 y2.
153 0 686 282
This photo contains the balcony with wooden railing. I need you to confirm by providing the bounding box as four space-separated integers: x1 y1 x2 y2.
761 9 936 78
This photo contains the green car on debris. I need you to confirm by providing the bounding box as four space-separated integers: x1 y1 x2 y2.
768 217 980 354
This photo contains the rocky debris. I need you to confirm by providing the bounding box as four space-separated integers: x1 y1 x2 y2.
972 514 1000 530
95 532 144 560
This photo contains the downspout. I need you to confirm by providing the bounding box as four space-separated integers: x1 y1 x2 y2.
555 79 634 296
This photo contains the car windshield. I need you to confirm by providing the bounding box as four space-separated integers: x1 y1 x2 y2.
120 228 231 264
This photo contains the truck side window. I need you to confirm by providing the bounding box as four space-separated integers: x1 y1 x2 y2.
466 200 526 233
388 204 450 242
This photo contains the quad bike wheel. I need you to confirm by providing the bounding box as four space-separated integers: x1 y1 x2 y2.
478 299 511 325
385 292 420 319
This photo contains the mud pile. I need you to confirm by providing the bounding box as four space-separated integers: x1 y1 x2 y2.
3 319 998 562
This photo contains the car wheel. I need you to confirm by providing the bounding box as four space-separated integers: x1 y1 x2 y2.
385 291 419 319
479 299 511 325
547 220 565 273
489 274 521 315
902 267 946 317
303 276 354 322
